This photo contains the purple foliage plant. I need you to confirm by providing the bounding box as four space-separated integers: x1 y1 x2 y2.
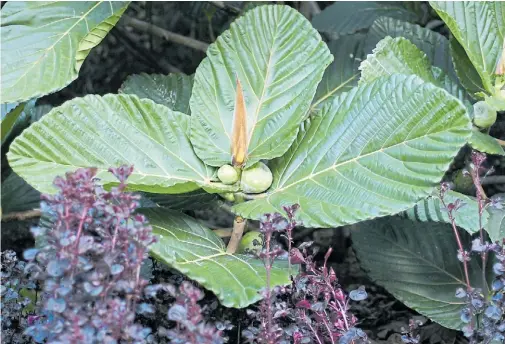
244 205 369 344
437 151 505 343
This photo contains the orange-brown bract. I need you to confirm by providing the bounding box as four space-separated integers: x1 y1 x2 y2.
231 78 247 167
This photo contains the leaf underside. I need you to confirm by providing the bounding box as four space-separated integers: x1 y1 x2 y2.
353 217 490 330
1 1 129 103
233 75 471 228
7 94 215 194
146 208 292 308
190 4 332 167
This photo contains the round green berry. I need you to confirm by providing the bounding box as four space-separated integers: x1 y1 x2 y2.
217 164 239 185
237 231 264 254
473 101 497 128
240 162 273 194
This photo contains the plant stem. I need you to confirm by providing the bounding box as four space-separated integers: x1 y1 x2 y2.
226 216 247 253
2 209 41 222
440 198 472 290
264 232 273 337
481 175 505 185
121 15 209 53
496 138 505 147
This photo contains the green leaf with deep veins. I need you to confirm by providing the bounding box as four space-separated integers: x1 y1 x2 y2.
360 36 503 156
190 5 332 167
468 129 505 156
1 1 129 103
353 217 492 330
401 189 488 235
233 75 471 228
7 94 219 194
430 1 505 94
403 188 505 242
365 17 457 81
119 73 194 114
146 208 292 308
360 36 470 109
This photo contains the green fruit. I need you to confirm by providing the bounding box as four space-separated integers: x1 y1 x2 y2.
217 164 239 185
452 169 474 195
237 231 264 254
240 162 273 194
473 101 497 128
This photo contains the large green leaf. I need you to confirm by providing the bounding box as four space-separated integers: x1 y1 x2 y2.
430 1 505 94
1 171 40 214
365 17 457 80
190 5 332 167
360 36 470 109
7 94 218 194
311 34 366 112
233 75 471 227
146 208 291 308
360 36 437 84
311 2 419 39
402 189 487 235
1 1 129 103
119 73 194 114
404 189 505 242
468 129 505 156
360 36 503 156
352 217 490 329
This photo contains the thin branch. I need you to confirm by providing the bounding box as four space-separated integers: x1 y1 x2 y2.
121 15 209 53
2 209 41 222
226 216 247 253
481 175 505 185
496 138 505 147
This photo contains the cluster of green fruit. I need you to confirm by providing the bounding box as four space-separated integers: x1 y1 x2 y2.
217 162 273 194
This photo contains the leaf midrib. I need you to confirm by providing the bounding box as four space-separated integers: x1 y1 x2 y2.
273 103 463 195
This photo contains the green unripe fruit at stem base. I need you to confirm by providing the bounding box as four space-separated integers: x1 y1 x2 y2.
240 162 273 194
237 231 264 254
473 101 497 128
217 164 239 184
